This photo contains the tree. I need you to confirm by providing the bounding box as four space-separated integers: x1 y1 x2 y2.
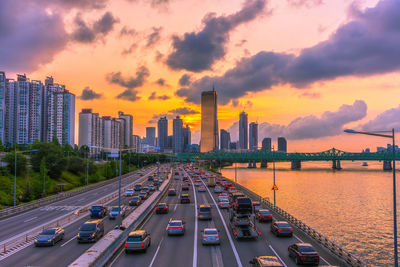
67 156 85 175
3 152 27 175
30 141 66 179
0 139 4 152
40 157 47 195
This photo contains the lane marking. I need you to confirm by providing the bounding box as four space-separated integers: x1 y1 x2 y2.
268 244 288 267
188 174 198 267
23 217 37 223
294 232 332 265
60 235 77 247
200 179 243 267
149 237 164 267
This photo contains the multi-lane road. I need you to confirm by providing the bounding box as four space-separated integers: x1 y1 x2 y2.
109 165 345 267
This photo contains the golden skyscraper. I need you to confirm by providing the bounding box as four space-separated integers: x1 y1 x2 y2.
200 90 218 152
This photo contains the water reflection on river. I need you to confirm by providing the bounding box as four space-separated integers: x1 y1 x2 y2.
221 161 399 266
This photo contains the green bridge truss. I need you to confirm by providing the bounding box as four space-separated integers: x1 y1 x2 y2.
175 148 400 162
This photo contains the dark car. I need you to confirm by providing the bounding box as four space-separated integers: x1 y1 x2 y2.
181 184 190 191
129 196 141 206
249 256 284 266
34 227 65 246
125 230 151 253
180 193 190 203
271 221 293 237
109 206 127 220
90 205 108 218
148 175 154 181
168 188 177 196
288 243 319 265
77 219 104 243
139 191 149 200
156 203 169 214
198 204 212 220
256 209 273 222
252 201 262 213
134 183 142 191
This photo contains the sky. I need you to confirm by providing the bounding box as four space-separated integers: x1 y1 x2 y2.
1 0 400 152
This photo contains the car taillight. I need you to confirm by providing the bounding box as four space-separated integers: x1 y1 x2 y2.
141 242 144 247
260 216 265 218
203 235 207 239
233 232 237 235
168 227 172 230
178 227 183 230
156 208 159 210
278 229 283 231
124 243 127 247
210 210 212 215
257 232 261 235
289 229 293 231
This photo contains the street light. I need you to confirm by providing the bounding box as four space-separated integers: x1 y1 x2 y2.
344 128 398 267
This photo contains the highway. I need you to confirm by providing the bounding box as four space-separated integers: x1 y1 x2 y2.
0 166 155 244
109 165 345 267
0 166 165 267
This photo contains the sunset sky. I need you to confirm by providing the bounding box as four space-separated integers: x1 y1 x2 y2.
1 0 400 152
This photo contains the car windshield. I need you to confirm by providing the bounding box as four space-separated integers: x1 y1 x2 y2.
259 257 280 265
158 204 166 208
169 222 182 227
131 197 139 201
80 223 96 231
169 189 175 192
127 236 142 242
111 207 121 212
91 206 101 210
277 223 290 228
260 210 271 215
41 229 56 235
298 246 316 252
126 190 133 192
199 207 211 212
204 229 218 235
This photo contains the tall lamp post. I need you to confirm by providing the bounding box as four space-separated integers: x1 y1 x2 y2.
272 145 276 207
344 128 398 267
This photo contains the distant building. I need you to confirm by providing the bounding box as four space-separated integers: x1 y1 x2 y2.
118 111 133 148
220 129 230 150
78 109 102 154
277 137 287 152
173 116 184 153
146 127 156 146
249 122 258 150
132 135 140 152
158 117 168 151
167 135 173 149
187 144 200 153
262 138 272 151
239 112 248 150
200 90 218 152
0 72 5 142
183 124 191 151
229 142 237 150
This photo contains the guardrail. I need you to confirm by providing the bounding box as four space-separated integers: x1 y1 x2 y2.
0 167 153 219
219 175 368 267
0 168 160 260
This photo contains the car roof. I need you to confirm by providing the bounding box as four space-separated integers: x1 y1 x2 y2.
129 230 146 235
257 256 283 266
296 243 313 247
199 204 211 208
259 209 270 212
85 219 102 224
203 228 217 231
181 193 189 196
169 219 182 223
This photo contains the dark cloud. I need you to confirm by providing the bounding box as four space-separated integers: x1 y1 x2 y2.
362 105 400 131
148 92 170 100
228 100 367 141
166 0 267 72
235 39 247 47
168 107 199 115
287 0 323 8
120 26 137 37
148 113 175 124
155 51 164 62
178 74 192 86
71 12 119 43
36 0 108 10
0 1 68 72
122 43 138 55
106 66 149 102
156 78 167 86
146 27 163 48
177 0 400 104
79 86 103 100
299 91 321 99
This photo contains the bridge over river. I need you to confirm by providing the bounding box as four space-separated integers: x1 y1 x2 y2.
176 148 400 170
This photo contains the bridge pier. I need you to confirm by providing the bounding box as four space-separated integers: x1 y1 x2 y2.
332 160 342 170
291 160 301 170
253 161 257 168
383 160 392 171
247 161 256 168
260 161 268 168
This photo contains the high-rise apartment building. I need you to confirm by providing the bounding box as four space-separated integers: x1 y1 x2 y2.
220 129 231 150
118 111 133 148
262 137 272 151
146 127 156 146
239 111 248 150
277 137 287 152
200 90 218 152
158 117 168 151
4 79 17 144
0 72 6 143
249 122 258 150
173 116 184 153
183 124 191 151
29 80 43 143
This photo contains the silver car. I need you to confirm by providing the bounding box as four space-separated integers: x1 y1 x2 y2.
125 230 151 252
166 219 185 235
109 206 126 220
218 200 230 209
125 189 134 197
201 228 220 245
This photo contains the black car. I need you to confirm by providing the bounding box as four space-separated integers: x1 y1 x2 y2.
271 221 293 237
181 184 190 191
256 209 273 222
139 191 149 200
180 193 190 203
89 205 108 218
288 243 319 265
148 175 154 181
168 188 177 196
34 227 65 246
129 196 141 206
155 203 169 214
77 219 104 243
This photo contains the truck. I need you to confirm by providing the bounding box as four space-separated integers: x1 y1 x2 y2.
207 176 216 187
229 197 260 240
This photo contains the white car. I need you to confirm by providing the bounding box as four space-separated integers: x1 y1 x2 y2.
125 189 134 197
218 200 230 209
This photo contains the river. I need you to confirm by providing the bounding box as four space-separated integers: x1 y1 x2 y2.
221 161 399 266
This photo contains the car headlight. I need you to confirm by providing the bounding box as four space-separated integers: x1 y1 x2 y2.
48 239 52 242
77 233 80 237
91 233 95 237
34 239 38 242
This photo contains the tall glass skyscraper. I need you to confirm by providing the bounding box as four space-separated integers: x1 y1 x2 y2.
146 127 156 146
200 90 218 152
249 122 258 150
239 111 248 150
157 117 168 151
220 129 231 150
173 116 184 153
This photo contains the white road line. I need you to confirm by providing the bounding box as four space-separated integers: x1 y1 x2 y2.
60 235 77 247
149 237 164 267
189 175 198 267
293 234 332 265
23 217 37 223
269 244 288 267
201 179 243 267
174 204 178 212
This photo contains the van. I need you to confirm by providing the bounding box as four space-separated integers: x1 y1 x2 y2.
77 219 104 243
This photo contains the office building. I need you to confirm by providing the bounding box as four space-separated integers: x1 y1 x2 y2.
200 90 218 152
249 122 258 150
220 129 230 150
277 137 287 152
158 117 168 151
183 125 191 151
239 111 248 150
146 127 156 146
173 116 184 153
0 72 5 142
229 142 237 150
118 111 133 147
167 135 173 149
262 137 272 151
115 118 126 148
132 135 140 152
